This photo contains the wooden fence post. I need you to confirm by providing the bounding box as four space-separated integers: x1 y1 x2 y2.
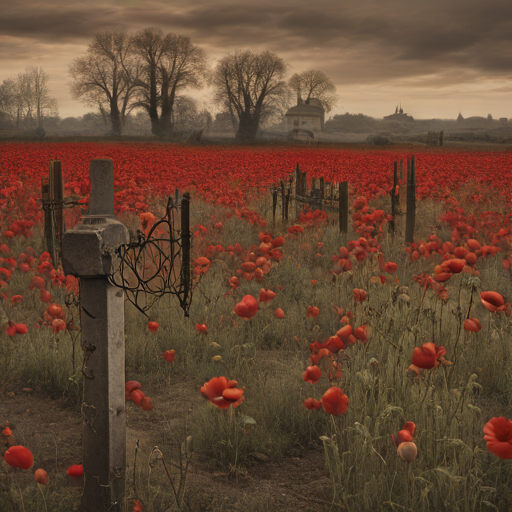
272 187 278 225
295 163 300 197
42 160 64 267
61 159 130 512
405 155 416 244
320 178 325 200
42 178 53 264
390 161 399 236
281 181 285 220
181 192 191 309
339 181 349 234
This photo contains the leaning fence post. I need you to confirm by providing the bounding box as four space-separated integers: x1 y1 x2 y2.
61 159 130 512
405 156 416 244
339 181 349 234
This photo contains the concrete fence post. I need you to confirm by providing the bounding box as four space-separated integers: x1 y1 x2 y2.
62 159 130 512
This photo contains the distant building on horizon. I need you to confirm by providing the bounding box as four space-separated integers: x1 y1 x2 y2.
383 103 414 123
285 97 325 132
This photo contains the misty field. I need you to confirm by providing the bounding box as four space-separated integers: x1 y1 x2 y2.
1 141 512 512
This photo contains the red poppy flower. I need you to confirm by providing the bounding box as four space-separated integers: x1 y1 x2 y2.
320 387 349 415
353 289 367 303
391 421 416 447
310 347 332 365
241 262 257 273
353 326 368 343
3 426 12 437
229 276 240 290
464 318 482 332
46 303 64 319
7 323 28 336
335 325 353 343
5 445 34 469
51 319 66 335
302 365 322 384
193 257 211 275
383 262 398 273
412 342 447 369
67 465 84 479
442 258 466 274
200 377 245 409
303 398 321 410
306 306 320 319
40 290 51 303
140 397 154 411
163 350 175 363
258 289 276 303
34 469 49 485
321 336 344 354
274 308 285 319
147 321 159 333
234 295 259 319
480 291 505 313
483 417 512 459
195 324 208 334
132 500 144 512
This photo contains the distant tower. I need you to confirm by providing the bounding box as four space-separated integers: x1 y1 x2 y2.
395 105 398 114
399 103 403 114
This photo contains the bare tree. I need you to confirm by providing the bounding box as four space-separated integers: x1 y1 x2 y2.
25 67 59 128
68 30 142 135
288 69 338 113
0 78 18 126
212 50 288 142
129 28 208 136
0 69 58 130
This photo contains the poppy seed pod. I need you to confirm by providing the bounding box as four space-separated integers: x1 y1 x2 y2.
397 441 417 462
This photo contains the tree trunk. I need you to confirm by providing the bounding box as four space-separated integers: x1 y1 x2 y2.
149 68 160 136
110 99 122 136
235 113 260 142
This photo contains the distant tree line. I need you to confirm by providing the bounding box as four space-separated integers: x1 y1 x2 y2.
0 67 58 133
1 28 339 142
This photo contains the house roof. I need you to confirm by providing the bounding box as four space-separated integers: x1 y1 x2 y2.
285 103 324 118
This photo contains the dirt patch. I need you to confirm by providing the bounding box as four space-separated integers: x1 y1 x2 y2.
0 379 332 512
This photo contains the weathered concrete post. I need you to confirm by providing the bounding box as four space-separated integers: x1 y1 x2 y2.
61 159 130 512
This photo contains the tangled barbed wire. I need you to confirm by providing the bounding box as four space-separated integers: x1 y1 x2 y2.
107 193 192 318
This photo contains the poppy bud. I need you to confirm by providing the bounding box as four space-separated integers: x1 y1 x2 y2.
274 308 285 319
67 465 83 479
147 321 159 333
34 469 49 485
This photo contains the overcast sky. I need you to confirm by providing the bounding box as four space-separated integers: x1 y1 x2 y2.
2 0 512 120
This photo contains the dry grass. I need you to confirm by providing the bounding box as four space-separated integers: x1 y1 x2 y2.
1 189 512 511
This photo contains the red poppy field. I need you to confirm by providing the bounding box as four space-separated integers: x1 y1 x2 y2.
1 141 512 511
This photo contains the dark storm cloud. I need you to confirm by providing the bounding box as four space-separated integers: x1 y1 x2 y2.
1 0 511 117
